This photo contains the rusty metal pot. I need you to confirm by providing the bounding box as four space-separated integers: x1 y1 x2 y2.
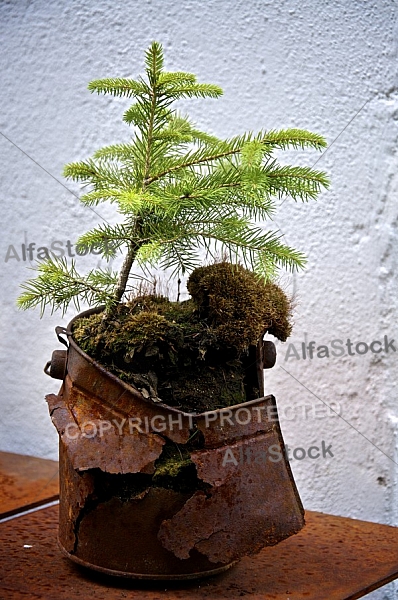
45 307 304 579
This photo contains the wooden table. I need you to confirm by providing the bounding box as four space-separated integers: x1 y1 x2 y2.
1 451 398 599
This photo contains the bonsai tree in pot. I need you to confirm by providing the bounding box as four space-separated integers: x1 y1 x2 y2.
18 42 329 579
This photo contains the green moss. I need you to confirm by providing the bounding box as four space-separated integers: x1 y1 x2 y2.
73 298 187 364
152 441 201 494
153 443 192 478
187 261 292 348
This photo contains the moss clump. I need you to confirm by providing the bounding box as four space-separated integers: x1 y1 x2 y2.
73 297 187 373
187 262 292 348
72 262 292 412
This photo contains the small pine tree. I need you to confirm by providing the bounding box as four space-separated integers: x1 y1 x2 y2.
17 41 329 317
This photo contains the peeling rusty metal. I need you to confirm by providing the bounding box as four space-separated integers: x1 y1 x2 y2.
58 438 95 553
160 430 304 563
47 391 165 474
45 306 305 579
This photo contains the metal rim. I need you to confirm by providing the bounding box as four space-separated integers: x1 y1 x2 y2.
58 539 238 580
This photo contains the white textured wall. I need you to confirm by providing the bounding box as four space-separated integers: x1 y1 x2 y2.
1 1 397 595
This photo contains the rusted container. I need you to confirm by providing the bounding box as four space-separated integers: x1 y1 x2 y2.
45 307 305 579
